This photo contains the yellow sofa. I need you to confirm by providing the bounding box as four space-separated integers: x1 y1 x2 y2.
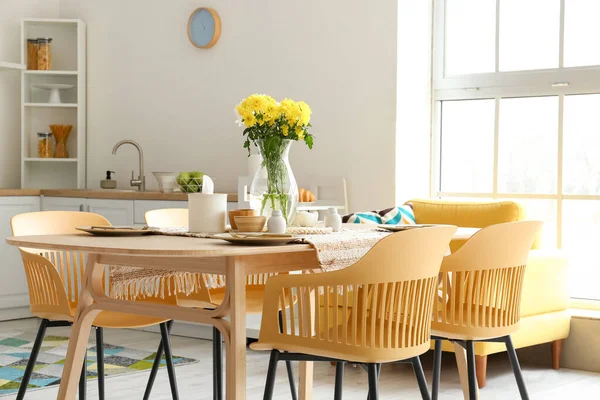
409 199 570 388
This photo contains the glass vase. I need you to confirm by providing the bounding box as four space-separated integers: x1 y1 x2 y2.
250 138 298 223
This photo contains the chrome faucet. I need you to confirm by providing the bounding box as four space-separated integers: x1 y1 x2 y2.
112 140 145 191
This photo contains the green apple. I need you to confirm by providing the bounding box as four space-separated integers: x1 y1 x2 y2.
176 172 191 186
189 171 204 181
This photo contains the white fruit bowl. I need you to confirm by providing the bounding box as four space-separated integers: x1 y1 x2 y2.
152 172 178 193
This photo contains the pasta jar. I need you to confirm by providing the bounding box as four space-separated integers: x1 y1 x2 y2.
27 39 38 70
37 38 52 70
37 132 53 158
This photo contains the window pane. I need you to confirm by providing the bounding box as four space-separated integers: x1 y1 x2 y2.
499 0 560 71
440 100 495 193
564 0 600 67
562 200 600 299
506 199 557 247
445 0 496 75
498 97 558 194
563 94 600 195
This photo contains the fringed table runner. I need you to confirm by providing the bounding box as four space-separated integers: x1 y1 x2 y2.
109 227 391 300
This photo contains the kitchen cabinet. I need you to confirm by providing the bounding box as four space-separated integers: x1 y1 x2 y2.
87 199 134 226
41 196 85 212
0 196 41 320
41 197 134 225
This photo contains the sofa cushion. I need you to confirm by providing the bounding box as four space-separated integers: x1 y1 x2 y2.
520 249 569 317
406 199 540 251
342 204 416 225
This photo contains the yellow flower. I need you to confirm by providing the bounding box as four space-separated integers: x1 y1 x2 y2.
280 98 302 126
297 101 311 126
282 125 289 136
263 101 280 124
244 113 257 127
295 127 304 139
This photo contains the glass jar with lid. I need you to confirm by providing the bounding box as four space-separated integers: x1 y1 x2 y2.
37 38 52 70
37 132 53 158
26 39 38 70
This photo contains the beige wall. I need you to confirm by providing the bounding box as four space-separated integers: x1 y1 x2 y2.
0 0 60 188
57 0 400 212
0 1 434 212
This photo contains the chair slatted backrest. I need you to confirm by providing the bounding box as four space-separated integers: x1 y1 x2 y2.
258 225 457 363
432 220 543 339
10 211 112 317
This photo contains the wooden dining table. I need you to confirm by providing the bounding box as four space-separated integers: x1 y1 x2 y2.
6 227 480 400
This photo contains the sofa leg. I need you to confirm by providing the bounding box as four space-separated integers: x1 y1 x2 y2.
475 355 487 388
551 340 563 370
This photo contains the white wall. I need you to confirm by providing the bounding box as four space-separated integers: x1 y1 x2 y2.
58 0 400 212
396 1 434 203
0 0 60 188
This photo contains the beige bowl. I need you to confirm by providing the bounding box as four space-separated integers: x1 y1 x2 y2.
234 216 267 232
228 209 258 230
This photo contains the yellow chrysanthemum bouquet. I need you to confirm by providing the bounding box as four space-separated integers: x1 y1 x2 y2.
235 94 315 222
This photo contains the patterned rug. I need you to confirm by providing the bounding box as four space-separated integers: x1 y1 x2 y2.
0 330 197 396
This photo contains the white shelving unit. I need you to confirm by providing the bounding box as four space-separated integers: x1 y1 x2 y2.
20 18 86 189
0 61 25 71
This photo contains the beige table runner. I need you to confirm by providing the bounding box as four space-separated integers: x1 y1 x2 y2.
109 227 391 300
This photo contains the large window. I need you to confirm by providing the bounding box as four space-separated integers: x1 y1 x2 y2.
433 0 600 300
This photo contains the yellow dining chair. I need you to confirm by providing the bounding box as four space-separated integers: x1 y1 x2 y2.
250 225 457 400
11 211 180 400
431 220 543 400
144 208 297 400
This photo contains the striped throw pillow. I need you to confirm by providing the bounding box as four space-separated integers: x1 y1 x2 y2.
342 204 416 225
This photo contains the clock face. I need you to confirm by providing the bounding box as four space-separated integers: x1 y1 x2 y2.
188 8 221 48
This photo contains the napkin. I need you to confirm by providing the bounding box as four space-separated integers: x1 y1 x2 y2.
202 175 215 194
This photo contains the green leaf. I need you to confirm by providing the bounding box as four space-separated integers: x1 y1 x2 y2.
305 134 314 149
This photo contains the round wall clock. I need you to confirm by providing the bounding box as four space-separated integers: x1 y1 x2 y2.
187 7 221 49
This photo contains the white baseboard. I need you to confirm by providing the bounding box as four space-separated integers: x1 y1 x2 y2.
0 293 30 310
0 307 32 321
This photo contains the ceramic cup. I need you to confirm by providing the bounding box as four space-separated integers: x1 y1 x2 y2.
228 208 258 230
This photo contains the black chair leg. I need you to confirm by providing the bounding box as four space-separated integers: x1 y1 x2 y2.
504 336 530 400
466 341 478 400
213 327 223 400
285 359 298 400
95 327 105 400
16 319 48 400
79 349 87 400
367 363 379 400
143 320 174 400
366 363 382 400
159 322 179 400
263 350 280 400
432 339 442 400
411 356 431 400
278 310 297 400
334 362 344 400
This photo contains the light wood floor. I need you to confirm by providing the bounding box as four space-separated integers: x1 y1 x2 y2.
2 319 599 399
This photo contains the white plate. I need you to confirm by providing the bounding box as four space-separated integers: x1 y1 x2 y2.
213 233 301 246
76 226 155 236
377 224 440 232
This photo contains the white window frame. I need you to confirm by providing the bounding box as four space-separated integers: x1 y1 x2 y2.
431 0 600 300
